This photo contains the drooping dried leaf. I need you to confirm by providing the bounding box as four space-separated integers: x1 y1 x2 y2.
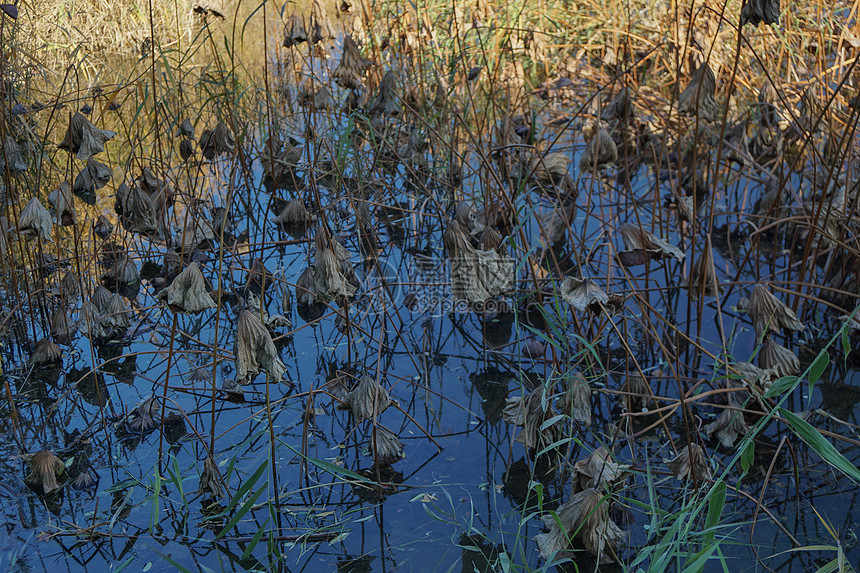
601 87 634 123
579 120 617 173
313 247 357 303
199 456 224 498
741 0 779 26
48 181 77 226
531 152 570 184
51 308 77 345
298 80 333 111
125 395 160 433
295 266 316 306
0 4 18 19
283 13 307 47
103 254 140 286
90 215 112 243
234 309 287 383
308 0 334 43
179 138 195 162
368 70 400 117
199 122 235 159
23 451 66 493
618 223 684 264
689 243 720 300
557 371 592 426
559 277 609 313
347 376 393 422
115 181 160 237
370 425 404 464
18 197 52 242
705 397 749 448
52 270 81 302
103 294 132 336
509 387 563 451
679 62 719 122
666 443 711 481
91 284 113 312
759 338 800 377
29 338 62 366
333 35 371 89
274 199 313 226
535 488 624 563
0 136 27 171
157 262 216 314
58 112 116 161
176 118 195 139
571 446 629 492
80 301 110 340
746 283 804 337
451 243 513 303
73 158 112 203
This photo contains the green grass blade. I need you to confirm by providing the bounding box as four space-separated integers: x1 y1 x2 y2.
778 408 860 483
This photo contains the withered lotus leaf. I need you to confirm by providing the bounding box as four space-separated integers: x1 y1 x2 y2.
689 243 720 300
274 199 313 226
176 118 195 139
532 152 570 183
298 80 333 111
504 387 563 451
705 397 749 448
579 120 617 173
347 376 393 422
80 301 110 340
535 488 625 563
18 197 52 242
313 248 357 303
571 446 629 492
618 223 684 265
103 293 132 336
73 158 112 202
51 308 77 345
560 277 608 313
746 283 804 338
679 62 719 122
235 309 287 383
54 270 81 301
23 450 66 493
370 425 404 464
94 214 114 240
741 0 779 27
91 284 113 312
450 243 513 303
295 266 316 306
333 35 371 89
0 136 27 171
103 254 140 286
157 262 216 314
48 181 77 226
308 0 334 44
126 395 160 433
368 70 400 117
557 371 592 426
199 456 224 498
115 182 160 237
283 13 307 47
29 338 62 366
58 112 116 161
666 443 711 481
759 338 800 377
199 122 235 159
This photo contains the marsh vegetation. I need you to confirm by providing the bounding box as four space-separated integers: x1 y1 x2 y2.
0 0 859 570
